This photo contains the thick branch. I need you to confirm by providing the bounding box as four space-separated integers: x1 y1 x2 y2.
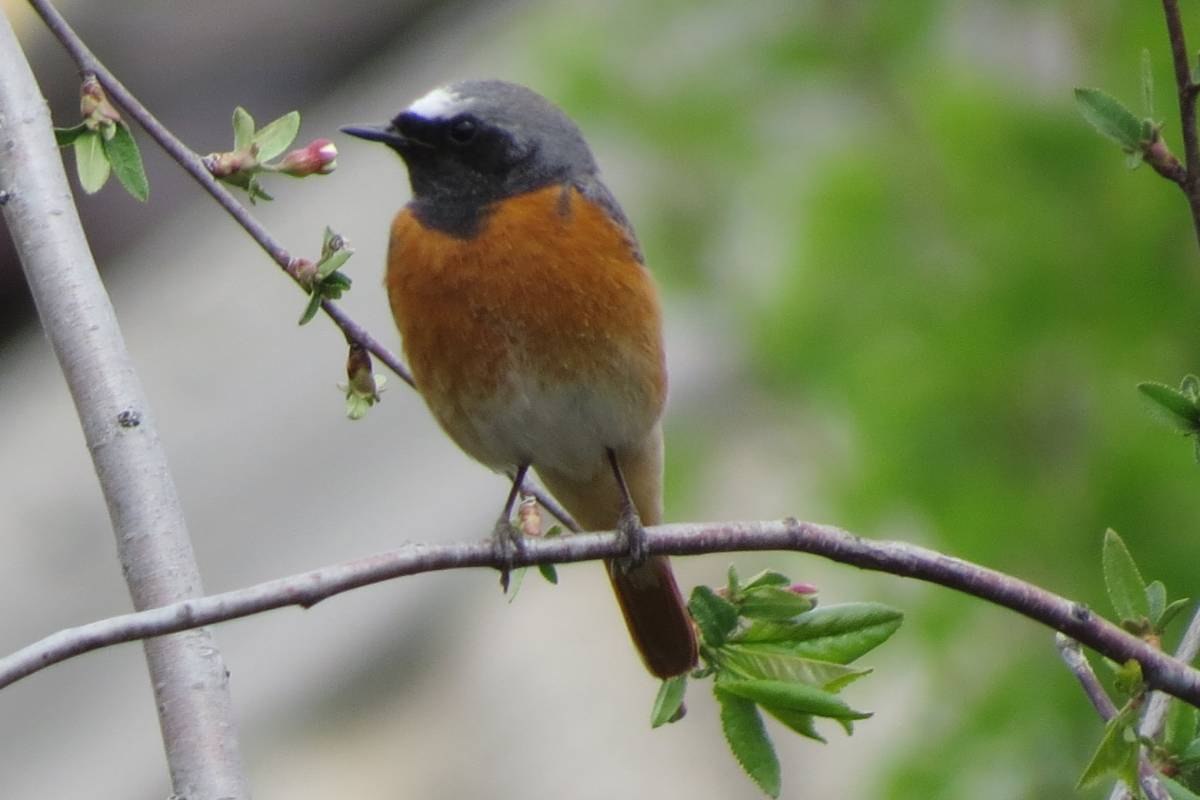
3 518 1199 711
0 11 247 798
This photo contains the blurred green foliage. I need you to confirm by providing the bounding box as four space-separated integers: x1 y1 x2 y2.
525 1 1200 797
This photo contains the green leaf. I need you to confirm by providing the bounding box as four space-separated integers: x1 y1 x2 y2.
1074 88 1145 151
726 564 741 598
1148 580 1167 627
1076 704 1140 790
298 289 323 326
1165 700 1199 757
1138 382 1200 433
310 271 353 304
763 705 824 742
1103 529 1150 624
716 689 780 799
101 124 148 202
317 248 353 279
716 678 871 721
739 586 815 620
536 562 558 584
689 586 739 647
73 130 110 193
1112 658 1144 697
54 122 88 147
1160 598 1192 631
252 111 301 162
1142 49 1155 118
742 569 793 592
504 566 527 602
733 602 903 663
1162 775 1200 800
651 675 687 728
1180 737 1200 766
232 106 255 151
722 643 869 692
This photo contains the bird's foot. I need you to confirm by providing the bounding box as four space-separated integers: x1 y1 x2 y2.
616 503 649 569
492 515 526 592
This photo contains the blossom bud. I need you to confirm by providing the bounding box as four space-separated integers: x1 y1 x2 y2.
290 257 318 288
80 75 121 132
277 138 337 177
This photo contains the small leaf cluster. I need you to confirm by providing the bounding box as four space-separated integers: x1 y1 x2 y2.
295 227 353 326
204 107 336 203
54 75 148 201
1076 531 1197 797
1103 529 1190 639
654 566 902 798
1139 376 1200 463
1074 51 1165 171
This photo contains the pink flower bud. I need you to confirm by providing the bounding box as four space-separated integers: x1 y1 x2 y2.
277 138 337 177
788 582 819 595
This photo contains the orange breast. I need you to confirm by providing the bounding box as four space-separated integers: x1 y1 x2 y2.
385 184 666 476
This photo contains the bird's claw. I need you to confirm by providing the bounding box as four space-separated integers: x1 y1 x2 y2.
616 503 649 569
492 517 526 591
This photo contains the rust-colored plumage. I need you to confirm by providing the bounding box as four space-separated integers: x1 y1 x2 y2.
346 79 698 680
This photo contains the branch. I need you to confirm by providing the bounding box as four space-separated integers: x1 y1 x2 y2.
1058 634 1119 718
1059 637 1171 800
4 518 1200 709
1161 0 1200 248
24 0 577 531
0 10 248 797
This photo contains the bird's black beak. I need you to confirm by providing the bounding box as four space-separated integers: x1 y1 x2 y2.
339 123 409 149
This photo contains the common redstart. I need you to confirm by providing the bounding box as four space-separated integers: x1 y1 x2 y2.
342 80 698 679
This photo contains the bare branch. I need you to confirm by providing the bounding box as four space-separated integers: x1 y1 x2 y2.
0 10 247 797
1058 635 1120 719
1160 0 1200 247
3 518 1200 713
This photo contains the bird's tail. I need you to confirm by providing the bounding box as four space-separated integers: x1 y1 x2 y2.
606 555 698 678
536 428 698 679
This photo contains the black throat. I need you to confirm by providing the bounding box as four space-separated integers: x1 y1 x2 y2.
409 197 495 239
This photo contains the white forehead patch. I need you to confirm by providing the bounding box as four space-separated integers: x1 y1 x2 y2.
406 87 462 119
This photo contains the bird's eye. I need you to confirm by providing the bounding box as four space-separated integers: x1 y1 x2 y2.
447 116 478 145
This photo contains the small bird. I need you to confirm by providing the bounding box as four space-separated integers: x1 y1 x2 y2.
342 80 698 679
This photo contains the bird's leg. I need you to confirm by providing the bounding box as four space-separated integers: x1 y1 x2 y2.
493 464 530 591
607 448 649 568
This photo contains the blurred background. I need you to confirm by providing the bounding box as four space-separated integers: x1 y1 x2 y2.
1 0 1198 798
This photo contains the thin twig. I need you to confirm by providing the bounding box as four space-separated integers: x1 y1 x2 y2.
1058 634 1120 718
0 10 248 797
3 517 1200 711
1059 637 1169 800
1160 0 1200 248
24 0 574 529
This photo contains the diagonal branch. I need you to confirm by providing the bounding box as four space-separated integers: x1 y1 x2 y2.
0 9 248 797
24 0 578 532
3 518 1200 712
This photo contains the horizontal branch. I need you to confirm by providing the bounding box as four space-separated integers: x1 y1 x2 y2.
3 518 1198 709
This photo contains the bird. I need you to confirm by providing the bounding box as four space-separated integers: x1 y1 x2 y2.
342 79 698 680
